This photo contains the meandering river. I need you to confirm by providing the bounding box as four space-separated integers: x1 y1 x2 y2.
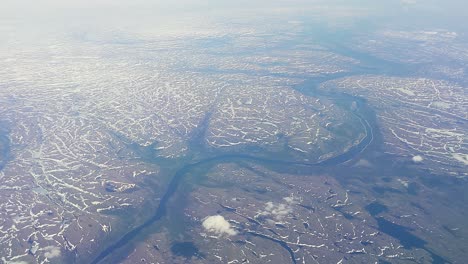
90 79 376 264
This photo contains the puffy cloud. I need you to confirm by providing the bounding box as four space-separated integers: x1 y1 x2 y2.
202 215 237 237
264 202 292 220
412 155 424 163
261 197 300 221
43 246 61 259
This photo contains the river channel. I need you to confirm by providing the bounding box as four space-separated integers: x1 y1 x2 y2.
90 75 377 264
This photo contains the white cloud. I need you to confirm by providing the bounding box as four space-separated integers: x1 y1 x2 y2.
264 202 292 220
412 155 424 163
202 215 237 237
43 246 61 259
261 196 300 221
258 196 303 221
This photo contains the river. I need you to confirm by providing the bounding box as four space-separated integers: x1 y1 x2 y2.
90 78 377 264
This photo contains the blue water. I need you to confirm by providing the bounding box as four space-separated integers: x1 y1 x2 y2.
88 28 464 263
90 86 375 263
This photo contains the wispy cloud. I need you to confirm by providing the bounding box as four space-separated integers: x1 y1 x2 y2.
259 196 301 221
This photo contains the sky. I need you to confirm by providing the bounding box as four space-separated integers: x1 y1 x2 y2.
2 0 467 43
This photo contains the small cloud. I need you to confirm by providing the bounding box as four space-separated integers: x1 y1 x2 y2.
265 202 292 220
6 261 29 264
261 196 299 221
412 155 424 163
43 246 61 259
202 215 237 237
